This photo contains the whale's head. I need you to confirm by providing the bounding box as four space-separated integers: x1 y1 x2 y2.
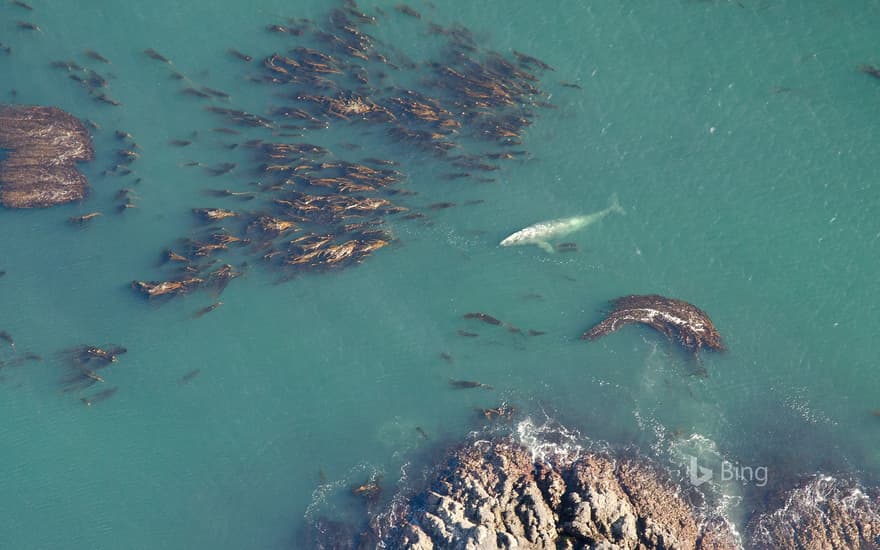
499 234 525 247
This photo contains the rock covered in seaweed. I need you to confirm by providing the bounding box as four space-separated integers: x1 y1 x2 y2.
582 294 724 352
0 104 94 208
376 438 739 549
748 475 880 550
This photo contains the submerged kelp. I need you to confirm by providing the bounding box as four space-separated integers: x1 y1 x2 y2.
0 104 94 208
59 344 127 397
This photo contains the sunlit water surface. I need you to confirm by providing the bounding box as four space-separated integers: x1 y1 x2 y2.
1 1 879 548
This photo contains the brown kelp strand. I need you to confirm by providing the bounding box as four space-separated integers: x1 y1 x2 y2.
449 379 493 390
17 21 41 32
131 277 204 298
857 64 880 80
51 60 122 107
144 48 172 64
64 344 128 368
480 404 516 420
0 352 43 370
68 212 102 225
179 368 202 384
192 302 223 319
80 386 119 407
84 49 111 64
463 312 503 326
204 106 274 128
0 330 14 350
59 345 126 398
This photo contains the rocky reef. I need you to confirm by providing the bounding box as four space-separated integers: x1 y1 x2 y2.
0 104 94 208
582 294 724 353
306 434 880 549
748 475 880 550
374 439 739 549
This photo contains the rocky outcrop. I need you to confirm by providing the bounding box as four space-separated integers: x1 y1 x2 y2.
0 104 94 208
582 295 724 353
305 435 880 550
381 439 739 549
748 475 880 550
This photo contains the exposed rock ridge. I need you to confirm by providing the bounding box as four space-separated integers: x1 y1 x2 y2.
385 439 739 549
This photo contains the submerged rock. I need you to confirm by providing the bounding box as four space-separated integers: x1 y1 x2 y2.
582 294 724 353
748 475 880 550
0 104 94 208
375 439 739 549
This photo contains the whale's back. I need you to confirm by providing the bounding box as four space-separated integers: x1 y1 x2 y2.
500 195 624 249
500 218 579 246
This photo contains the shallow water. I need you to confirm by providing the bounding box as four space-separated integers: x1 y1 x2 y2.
1 1 879 548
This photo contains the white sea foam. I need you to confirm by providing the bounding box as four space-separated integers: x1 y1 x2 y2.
514 416 586 464
668 433 746 539
782 387 838 426
370 461 413 544
303 461 384 523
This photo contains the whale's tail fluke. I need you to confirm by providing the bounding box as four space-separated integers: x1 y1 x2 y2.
609 193 625 216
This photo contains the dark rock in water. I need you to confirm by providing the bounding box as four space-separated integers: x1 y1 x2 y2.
375 438 739 549
0 105 94 208
748 475 880 550
582 294 724 352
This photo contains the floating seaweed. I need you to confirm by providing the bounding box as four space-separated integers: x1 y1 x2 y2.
144 48 171 64
351 475 382 503
481 404 516 420
449 379 493 390
193 302 223 319
59 344 126 396
0 105 94 208
131 278 203 298
0 330 14 350
228 49 253 62
68 212 102 225
133 0 559 299
193 208 237 222
81 386 118 407
180 368 202 384
17 21 40 32
463 312 502 326
858 64 880 80
84 49 110 64
66 344 128 368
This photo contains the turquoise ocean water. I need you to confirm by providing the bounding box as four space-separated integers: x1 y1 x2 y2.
1 1 879 548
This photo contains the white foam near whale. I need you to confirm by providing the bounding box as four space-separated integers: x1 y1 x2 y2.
499 193 625 253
